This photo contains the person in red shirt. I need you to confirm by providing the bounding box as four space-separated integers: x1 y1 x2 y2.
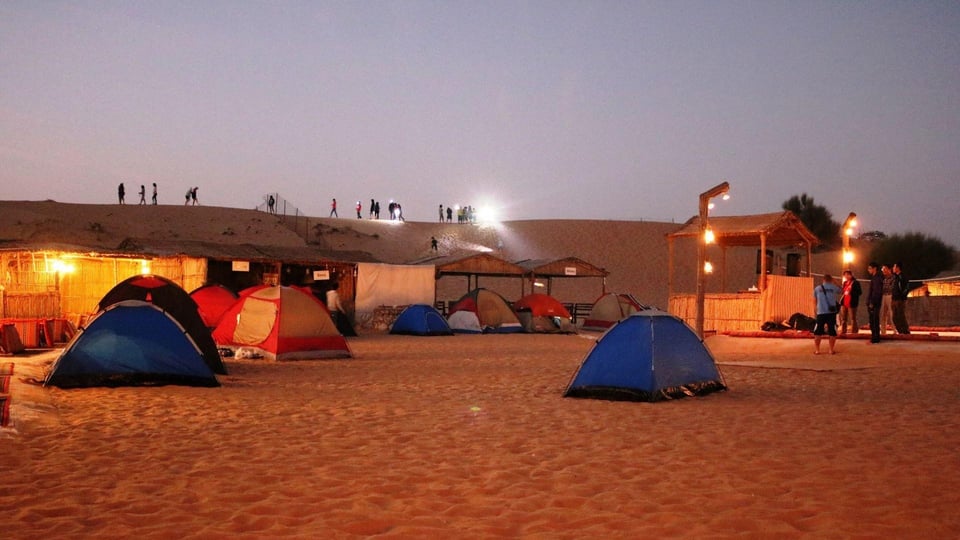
839 269 862 334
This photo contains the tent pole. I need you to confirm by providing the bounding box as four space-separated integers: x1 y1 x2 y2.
759 233 768 292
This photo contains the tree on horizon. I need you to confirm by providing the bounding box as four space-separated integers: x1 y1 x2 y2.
782 193 841 249
868 232 956 281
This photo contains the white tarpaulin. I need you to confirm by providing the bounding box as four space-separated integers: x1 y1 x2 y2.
355 263 436 314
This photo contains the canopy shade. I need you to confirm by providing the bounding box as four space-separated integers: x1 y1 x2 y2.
515 257 608 278
667 211 819 248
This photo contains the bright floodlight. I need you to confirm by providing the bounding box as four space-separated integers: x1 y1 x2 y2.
475 206 499 224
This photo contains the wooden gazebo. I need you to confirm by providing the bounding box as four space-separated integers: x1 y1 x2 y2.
515 257 609 296
432 252 528 295
666 211 820 333
667 211 819 295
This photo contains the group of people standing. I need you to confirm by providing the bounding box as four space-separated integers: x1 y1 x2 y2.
438 204 477 224
117 183 159 205
812 263 912 354
327 199 404 220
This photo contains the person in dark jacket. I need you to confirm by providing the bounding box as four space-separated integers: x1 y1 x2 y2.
866 262 884 343
892 262 911 334
839 269 863 334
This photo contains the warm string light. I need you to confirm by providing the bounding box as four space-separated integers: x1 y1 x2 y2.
841 212 858 266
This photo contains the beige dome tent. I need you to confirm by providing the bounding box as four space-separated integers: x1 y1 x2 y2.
581 293 647 332
447 288 523 334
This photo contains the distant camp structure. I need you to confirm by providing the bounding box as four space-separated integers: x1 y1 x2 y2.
564 310 726 402
45 300 220 388
390 304 454 336
447 288 523 334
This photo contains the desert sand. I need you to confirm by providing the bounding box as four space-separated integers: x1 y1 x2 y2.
3 201 960 537
4 333 960 539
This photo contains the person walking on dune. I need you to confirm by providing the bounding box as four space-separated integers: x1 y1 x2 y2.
151 183 158 205
330 198 338 218
117 183 125 204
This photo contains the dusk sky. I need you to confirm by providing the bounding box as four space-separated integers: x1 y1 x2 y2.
2 1 958 244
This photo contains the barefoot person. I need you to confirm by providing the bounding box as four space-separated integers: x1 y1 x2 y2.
813 274 841 355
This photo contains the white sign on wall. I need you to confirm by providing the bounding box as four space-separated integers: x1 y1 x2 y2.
564 267 578 276
313 270 331 281
232 261 250 272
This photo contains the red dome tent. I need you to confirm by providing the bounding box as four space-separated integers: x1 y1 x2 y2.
513 293 577 333
212 285 351 360
190 284 239 329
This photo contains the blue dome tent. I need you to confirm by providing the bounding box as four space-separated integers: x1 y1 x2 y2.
45 300 219 388
390 304 454 336
564 310 725 402
100 274 226 375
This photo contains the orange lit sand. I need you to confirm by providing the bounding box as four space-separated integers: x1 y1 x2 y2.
4 334 960 538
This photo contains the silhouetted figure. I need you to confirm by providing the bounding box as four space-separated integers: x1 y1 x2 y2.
151 183 158 205
138 184 146 205
118 183 125 204
892 262 911 334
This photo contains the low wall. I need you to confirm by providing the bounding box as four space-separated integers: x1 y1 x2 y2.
0 291 59 319
670 293 763 333
905 296 960 327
